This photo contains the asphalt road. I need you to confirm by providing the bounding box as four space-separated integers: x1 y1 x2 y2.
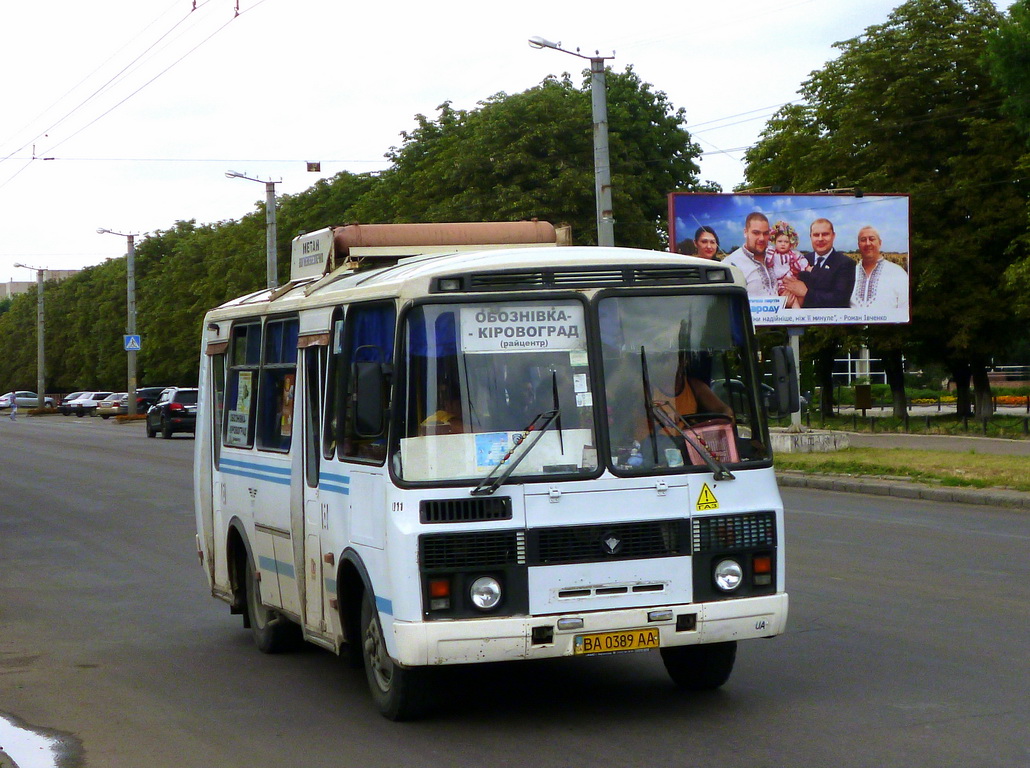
1 416 1028 768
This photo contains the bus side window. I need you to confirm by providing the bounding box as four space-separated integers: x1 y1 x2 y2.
304 345 325 487
224 322 261 448
340 303 395 463
211 352 226 467
323 312 346 460
257 317 299 452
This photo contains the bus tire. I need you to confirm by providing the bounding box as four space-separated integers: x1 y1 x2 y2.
244 555 297 654
660 641 737 691
361 592 428 721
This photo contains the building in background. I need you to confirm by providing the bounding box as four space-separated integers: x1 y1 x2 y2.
1 270 80 299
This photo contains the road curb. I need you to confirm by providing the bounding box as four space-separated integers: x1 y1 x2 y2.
776 470 1030 509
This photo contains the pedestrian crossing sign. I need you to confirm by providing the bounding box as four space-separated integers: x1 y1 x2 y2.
124 335 141 351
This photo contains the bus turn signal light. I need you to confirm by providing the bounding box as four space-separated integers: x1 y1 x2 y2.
753 554 772 586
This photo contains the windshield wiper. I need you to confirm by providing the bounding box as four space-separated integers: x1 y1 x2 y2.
470 409 561 496
640 346 735 481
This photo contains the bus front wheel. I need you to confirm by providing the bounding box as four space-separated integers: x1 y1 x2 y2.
360 592 429 720
660 641 737 690
244 556 297 653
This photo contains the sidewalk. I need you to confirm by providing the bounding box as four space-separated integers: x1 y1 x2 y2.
776 430 1030 509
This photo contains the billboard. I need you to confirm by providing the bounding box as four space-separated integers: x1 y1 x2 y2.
668 193 910 326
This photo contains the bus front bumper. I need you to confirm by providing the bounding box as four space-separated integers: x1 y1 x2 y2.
390 593 788 667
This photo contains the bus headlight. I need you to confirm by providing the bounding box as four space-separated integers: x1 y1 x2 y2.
713 559 743 592
469 576 502 610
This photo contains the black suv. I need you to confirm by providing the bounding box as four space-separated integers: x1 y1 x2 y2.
135 386 170 412
146 387 198 439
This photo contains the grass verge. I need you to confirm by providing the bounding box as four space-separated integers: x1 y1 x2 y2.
775 447 1030 492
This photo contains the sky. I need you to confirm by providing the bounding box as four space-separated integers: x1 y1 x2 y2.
0 0 985 284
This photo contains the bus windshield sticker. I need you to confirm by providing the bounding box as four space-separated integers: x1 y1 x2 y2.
460 304 586 353
474 432 512 469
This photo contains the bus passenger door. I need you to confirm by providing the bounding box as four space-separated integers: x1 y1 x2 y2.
301 343 328 633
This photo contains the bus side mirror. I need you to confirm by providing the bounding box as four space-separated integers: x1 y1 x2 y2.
352 361 389 437
771 346 800 415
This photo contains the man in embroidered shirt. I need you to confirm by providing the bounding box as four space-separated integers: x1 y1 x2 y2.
850 226 909 313
723 212 777 298
781 218 856 308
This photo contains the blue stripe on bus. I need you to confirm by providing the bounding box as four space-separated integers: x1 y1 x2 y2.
320 482 350 496
220 457 292 486
258 555 296 580
375 595 393 616
221 457 291 475
320 471 350 495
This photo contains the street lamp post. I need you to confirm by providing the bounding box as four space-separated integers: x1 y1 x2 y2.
529 36 615 246
97 228 138 416
13 262 46 409
226 171 279 290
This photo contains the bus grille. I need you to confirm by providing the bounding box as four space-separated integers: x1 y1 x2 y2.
420 497 512 524
528 520 687 565
420 530 526 569
463 264 715 292
692 512 776 552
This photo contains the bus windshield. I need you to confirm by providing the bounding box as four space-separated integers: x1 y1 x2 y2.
598 293 768 473
395 300 598 484
393 292 767 485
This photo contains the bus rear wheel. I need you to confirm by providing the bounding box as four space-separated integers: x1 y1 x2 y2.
660 641 737 691
360 592 429 720
244 555 297 653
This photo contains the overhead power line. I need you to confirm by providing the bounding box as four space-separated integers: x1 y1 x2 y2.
0 1 267 192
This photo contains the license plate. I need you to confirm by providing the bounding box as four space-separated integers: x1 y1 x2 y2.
573 628 660 656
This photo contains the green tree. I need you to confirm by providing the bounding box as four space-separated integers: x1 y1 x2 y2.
744 0 1029 417
353 68 703 249
987 0 1030 319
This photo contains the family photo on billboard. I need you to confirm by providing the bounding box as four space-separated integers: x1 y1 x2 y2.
668 193 911 326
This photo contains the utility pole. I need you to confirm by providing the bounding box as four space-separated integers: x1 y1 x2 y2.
97 229 138 415
529 36 615 246
13 263 46 408
226 171 279 289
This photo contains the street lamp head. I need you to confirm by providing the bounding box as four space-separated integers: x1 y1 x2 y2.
225 170 242 179
13 262 25 269
97 227 110 235
528 36 559 50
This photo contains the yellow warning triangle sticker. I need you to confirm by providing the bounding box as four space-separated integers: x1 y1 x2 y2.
696 482 719 511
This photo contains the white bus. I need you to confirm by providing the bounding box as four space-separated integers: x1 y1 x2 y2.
194 221 798 720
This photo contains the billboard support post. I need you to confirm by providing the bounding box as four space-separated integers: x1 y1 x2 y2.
788 328 804 432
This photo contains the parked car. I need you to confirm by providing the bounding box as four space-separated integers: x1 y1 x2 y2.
146 387 198 438
0 391 55 409
96 392 129 419
62 391 114 417
57 392 86 415
135 386 171 411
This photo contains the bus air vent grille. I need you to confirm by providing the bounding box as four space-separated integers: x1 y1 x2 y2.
469 272 547 289
692 511 776 552
420 530 526 569
420 497 512 524
632 266 703 283
550 269 624 286
528 520 686 565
